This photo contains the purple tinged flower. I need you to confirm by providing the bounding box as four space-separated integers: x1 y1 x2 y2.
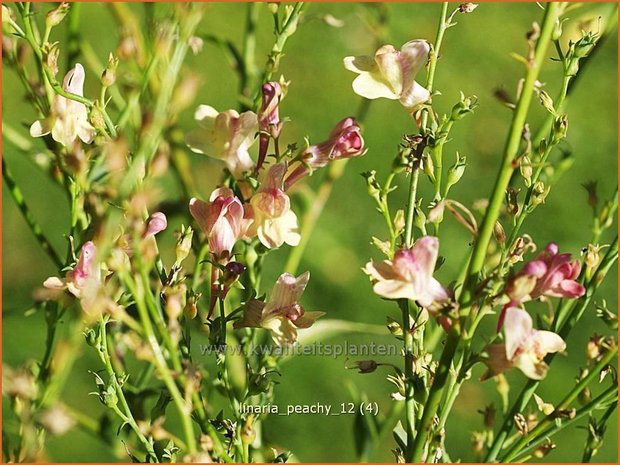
485 307 566 380
30 63 96 147
344 40 431 111
234 271 325 345
189 188 250 262
144 212 167 238
44 241 99 298
506 242 585 303
364 236 448 308
285 117 365 189
256 82 284 172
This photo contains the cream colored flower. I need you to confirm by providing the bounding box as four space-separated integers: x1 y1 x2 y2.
30 63 96 147
186 105 258 178
485 307 566 380
248 163 300 249
344 40 430 111
234 272 324 345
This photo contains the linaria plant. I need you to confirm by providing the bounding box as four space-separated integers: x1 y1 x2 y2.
2 2 618 463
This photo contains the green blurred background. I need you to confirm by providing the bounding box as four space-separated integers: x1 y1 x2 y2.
3 2 618 462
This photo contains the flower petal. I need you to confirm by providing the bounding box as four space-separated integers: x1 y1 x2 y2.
351 73 400 100
30 119 53 138
504 307 532 360
269 271 309 310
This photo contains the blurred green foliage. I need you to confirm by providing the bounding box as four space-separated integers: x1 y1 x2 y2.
3 2 618 462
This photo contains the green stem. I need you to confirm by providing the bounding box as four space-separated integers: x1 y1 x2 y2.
501 347 618 462
399 301 416 460
460 3 563 307
99 317 159 462
2 158 63 269
512 386 617 463
485 234 617 462
118 271 198 455
404 169 420 247
410 330 460 461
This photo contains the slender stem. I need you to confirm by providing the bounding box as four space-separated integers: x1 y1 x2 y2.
460 3 563 306
485 234 618 462
2 158 63 269
516 388 617 463
420 2 449 130
501 347 618 462
410 330 460 461
399 301 416 461
99 317 159 462
118 271 198 454
404 169 420 248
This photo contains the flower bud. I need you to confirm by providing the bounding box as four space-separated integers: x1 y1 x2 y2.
520 155 533 185
446 153 466 190
43 42 60 77
185 291 200 320
595 301 618 330
241 416 256 444
505 187 520 216
494 221 506 246
459 3 478 13
533 440 556 458
531 181 549 206
175 225 194 265
428 200 445 224
89 102 107 133
46 2 70 28
413 202 427 232
101 53 119 87
348 360 378 374
582 243 601 279
362 170 381 199
451 93 478 120
386 316 403 336
538 90 555 115
552 115 568 141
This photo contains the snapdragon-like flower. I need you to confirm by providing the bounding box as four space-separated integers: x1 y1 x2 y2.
234 272 325 345
506 242 585 303
344 40 430 111
248 163 300 249
30 63 96 147
285 117 365 188
257 82 283 172
43 241 99 298
189 188 249 262
364 236 448 308
485 307 566 380
186 105 258 178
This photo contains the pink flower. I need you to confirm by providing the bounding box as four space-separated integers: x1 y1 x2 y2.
185 105 258 178
30 63 96 147
511 243 585 301
44 241 99 298
248 163 300 249
257 82 283 172
144 212 167 238
485 307 566 380
364 236 448 308
234 271 325 345
189 188 249 261
285 117 365 188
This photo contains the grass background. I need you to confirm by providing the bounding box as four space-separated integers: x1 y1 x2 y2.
2 2 618 462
